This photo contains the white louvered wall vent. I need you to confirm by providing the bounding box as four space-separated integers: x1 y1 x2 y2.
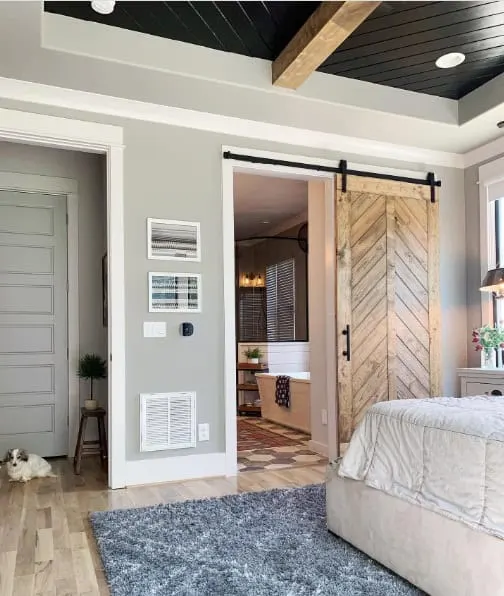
140 392 196 452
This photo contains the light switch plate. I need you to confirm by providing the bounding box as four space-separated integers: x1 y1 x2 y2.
143 321 166 338
321 409 328 425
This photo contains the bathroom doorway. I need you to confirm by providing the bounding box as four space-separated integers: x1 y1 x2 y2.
224 154 336 474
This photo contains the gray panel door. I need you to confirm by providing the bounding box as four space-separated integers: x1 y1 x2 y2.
0 191 68 457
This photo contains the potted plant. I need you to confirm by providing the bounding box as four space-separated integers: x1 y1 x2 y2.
78 353 107 410
244 347 263 364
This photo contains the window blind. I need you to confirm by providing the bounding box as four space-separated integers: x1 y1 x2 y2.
238 287 266 342
266 258 296 341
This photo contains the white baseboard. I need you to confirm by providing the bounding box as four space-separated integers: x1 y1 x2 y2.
125 453 228 487
308 440 328 457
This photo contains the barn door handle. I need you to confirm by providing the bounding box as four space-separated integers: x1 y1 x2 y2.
342 325 351 361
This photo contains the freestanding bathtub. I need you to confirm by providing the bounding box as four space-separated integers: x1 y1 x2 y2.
255 372 310 434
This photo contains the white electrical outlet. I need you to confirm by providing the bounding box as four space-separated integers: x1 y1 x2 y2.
321 409 328 425
198 423 210 442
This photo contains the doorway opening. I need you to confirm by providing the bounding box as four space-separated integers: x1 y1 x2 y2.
0 141 110 486
0 107 125 489
228 161 336 473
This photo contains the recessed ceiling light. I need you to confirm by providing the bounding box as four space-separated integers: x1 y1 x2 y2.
498 121 504 129
91 0 115 15
435 52 465 69
262 220 270 224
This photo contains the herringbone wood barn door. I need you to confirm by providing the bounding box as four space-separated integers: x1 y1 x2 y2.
336 176 440 442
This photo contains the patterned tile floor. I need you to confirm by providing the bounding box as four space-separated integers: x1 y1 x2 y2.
237 417 327 472
237 418 304 451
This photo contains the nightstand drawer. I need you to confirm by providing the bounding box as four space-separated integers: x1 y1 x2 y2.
464 381 504 397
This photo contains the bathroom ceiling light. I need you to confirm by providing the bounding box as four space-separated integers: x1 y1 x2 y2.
435 52 465 69
91 0 115 14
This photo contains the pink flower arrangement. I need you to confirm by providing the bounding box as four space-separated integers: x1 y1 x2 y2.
472 326 504 351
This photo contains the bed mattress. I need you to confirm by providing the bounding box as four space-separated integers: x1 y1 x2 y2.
338 396 504 540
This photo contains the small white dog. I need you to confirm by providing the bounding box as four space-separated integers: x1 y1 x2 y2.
4 448 55 482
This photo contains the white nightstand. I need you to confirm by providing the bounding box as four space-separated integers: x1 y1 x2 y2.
457 368 504 397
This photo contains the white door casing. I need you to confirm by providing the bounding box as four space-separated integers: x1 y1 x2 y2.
0 108 125 489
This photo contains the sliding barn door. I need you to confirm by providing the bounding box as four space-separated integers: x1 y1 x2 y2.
336 175 440 442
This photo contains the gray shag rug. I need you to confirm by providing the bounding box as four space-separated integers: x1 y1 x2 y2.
90 484 424 596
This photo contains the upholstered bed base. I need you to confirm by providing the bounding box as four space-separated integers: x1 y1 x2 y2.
326 462 504 596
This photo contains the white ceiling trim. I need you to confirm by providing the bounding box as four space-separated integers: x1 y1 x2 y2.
464 135 504 168
0 76 463 168
235 212 307 248
0 105 123 150
43 11 458 127
478 155 504 185
264 211 308 238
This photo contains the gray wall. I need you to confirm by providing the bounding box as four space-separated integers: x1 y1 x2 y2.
0 142 107 408
120 122 467 461
0 105 468 461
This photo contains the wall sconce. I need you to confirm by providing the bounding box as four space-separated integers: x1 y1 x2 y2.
240 272 264 288
480 268 504 298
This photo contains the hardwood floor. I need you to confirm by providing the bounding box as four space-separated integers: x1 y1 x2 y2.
0 457 326 596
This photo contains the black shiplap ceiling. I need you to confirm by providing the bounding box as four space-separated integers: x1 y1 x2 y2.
44 1 504 100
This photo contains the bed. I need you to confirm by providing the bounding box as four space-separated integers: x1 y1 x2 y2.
326 396 504 596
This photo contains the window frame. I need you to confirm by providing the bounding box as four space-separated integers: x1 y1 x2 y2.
479 156 504 326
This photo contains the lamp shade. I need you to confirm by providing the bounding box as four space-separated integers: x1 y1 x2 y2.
480 268 504 293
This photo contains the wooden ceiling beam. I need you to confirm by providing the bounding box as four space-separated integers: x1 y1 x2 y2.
272 1 381 90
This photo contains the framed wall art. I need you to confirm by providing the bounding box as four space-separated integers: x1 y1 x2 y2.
148 272 202 313
147 218 201 262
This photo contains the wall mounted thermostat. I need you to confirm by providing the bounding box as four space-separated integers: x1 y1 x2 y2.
181 322 194 337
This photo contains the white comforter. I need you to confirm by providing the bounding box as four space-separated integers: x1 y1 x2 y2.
338 396 504 539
